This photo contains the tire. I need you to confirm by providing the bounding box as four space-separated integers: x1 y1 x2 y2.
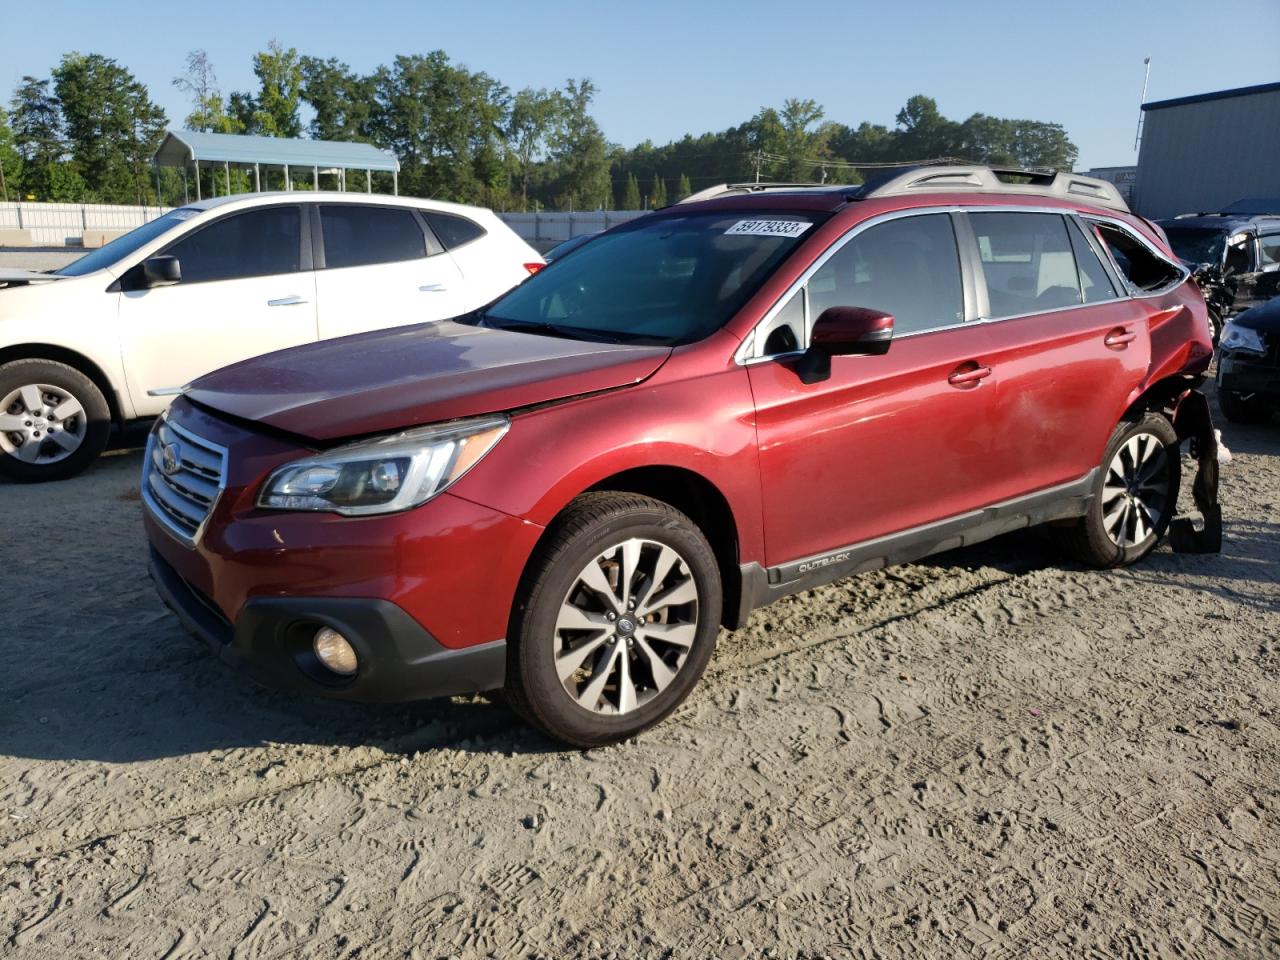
1218 389 1271 425
505 492 722 747
0 359 111 482
1055 413 1181 569
1207 308 1222 347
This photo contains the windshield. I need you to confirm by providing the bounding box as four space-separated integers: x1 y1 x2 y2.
477 211 824 345
53 208 201 277
1162 226 1227 266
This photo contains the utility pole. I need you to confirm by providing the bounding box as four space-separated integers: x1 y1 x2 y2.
1134 56 1152 152
0 158 7 202
752 150 763 184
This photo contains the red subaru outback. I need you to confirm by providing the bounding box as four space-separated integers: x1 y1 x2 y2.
144 166 1219 746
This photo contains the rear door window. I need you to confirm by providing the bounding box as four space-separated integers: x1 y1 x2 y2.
807 213 964 336
321 205 427 269
1068 218 1120 304
163 206 302 284
1092 222 1184 293
969 212 1082 318
425 212 486 250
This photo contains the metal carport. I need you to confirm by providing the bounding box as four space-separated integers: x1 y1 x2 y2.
153 130 402 202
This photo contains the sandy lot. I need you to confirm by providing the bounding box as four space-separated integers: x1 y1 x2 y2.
1 373 1278 956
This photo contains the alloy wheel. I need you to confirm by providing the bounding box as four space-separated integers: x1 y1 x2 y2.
0 383 87 465
1101 432 1172 548
553 537 700 715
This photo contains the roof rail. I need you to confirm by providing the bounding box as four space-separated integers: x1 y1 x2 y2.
858 165 1130 213
677 182 852 204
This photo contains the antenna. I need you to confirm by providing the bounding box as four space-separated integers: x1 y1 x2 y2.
1134 56 1152 152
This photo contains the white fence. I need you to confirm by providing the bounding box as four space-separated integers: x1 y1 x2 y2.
0 201 645 248
0 202 172 246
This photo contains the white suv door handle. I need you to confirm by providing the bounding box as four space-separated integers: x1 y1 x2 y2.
419 283 449 293
267 296 309 307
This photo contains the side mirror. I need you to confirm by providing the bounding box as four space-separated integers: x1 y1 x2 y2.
795 306 894 384
141 256 181 288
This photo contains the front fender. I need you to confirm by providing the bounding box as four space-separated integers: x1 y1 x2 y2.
448 357 767 567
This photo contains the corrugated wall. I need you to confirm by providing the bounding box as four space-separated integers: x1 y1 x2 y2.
1134 88 1280 218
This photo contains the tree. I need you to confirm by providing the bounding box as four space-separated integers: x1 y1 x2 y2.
300 56 375 142
0 106 22 201
173 51 240 137
53 53 167 204
174 50 213 131
370 51 513 204
673 173 692 202
648 171 667 208
10 76 66 200
548 78 610 210
622 171 641 210
893 94 960 161
507 87 564 210
777 97 831 181
240 40 303 137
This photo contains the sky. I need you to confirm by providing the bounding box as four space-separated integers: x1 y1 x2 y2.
6 0 1278 171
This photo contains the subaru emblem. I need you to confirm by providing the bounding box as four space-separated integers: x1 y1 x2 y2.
161 441 182 476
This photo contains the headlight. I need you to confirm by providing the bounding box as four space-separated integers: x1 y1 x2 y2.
1219 321 1267 356
259 415 509 515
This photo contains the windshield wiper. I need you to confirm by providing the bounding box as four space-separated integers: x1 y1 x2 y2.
479 315 627 344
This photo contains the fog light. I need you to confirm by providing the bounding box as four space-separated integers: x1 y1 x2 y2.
313 627 358 676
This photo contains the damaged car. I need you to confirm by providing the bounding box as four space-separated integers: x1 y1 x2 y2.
143 165 1222 747
1217 294 1280 424
1158 205 1280 341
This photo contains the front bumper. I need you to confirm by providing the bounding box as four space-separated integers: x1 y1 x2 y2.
142 398 545 703
149 547 506 702
1218 351 1280 397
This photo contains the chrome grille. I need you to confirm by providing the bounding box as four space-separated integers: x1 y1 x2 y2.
142 417 228 546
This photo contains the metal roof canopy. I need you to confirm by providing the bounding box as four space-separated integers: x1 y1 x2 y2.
153 129 401 201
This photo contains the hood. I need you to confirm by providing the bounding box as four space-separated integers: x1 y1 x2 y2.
185 320 671 442
0 268 70 287
1233 295 1280 333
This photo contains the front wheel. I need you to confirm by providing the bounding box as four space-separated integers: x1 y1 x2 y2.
505 492 722 747
1055 414 1181 569
0 359 111 482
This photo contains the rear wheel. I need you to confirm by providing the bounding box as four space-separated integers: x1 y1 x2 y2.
1056 414 1180 569
0 359 111 482
1218 389 1271 425
505 492 722 747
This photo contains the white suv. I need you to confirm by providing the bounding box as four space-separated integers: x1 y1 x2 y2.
0 192 543 481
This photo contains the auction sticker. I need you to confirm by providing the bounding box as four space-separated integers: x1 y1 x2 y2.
725 219 812 238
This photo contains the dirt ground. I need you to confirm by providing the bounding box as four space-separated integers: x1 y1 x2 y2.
1 379 1278 958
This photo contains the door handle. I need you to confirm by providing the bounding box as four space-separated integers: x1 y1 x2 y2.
947 363 993 388
267 296 309 307
419 283 449 293
1104 328 1137 348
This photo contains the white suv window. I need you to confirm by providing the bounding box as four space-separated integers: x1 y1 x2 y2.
321 205 430 269
163 206 302 284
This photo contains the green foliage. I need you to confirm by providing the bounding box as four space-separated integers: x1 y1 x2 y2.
507 87 566 210
6 43 1080 211
300 56 374 142
243 40 304 137
648 171 667 209
609 93 1079 198
622 172 641 210
0 106 25 201
52 53 166 204
547 79 610 211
